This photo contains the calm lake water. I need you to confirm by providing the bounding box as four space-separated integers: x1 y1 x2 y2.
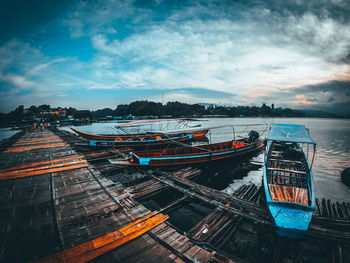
0 128 19 141
1 118 349 201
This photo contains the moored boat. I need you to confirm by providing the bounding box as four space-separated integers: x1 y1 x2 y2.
70 126 208 142
110 130 265 166
74 131 193 148
263 124 316 238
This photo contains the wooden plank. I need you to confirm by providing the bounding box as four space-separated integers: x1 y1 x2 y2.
269 184 309 206
13 139 63 146
0 160 87 176
0 164 88 180
267 167 306 174
284 186 295 203
269 158 302 164
15 136 60 143
4 143 69 152
34 212 169 263
0 156 85 172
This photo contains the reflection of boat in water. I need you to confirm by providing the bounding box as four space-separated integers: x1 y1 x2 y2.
111 128 266 167
263 124 316 238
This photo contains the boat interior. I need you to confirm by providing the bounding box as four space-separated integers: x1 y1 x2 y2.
71 128 190 141
267 141 310 206
132 138 252 158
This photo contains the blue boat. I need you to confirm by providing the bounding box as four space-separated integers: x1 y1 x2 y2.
263 124 316 238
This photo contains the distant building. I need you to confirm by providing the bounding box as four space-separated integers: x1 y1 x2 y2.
40 110 66 116
198 103 216 109
54 110 66 116
202 114 228 118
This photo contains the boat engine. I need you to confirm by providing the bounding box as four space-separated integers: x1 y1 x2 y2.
248 130 259 143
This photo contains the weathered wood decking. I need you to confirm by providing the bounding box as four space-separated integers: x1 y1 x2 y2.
0 129 235 262
56 128 350 262
1 128 350 262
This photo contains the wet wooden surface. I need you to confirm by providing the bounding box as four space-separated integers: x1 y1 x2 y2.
0 129 237 262
0 128 349 262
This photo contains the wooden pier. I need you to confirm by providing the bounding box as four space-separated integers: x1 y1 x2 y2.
0 128 349 262
0 129 236 262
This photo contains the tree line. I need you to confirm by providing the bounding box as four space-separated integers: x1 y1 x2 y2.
0 100 341 127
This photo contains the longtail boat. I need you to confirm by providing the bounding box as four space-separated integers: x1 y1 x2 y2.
263 124 316 238
115 118 205 133
72 131 193 147
110 130 265 166
70 126 208 141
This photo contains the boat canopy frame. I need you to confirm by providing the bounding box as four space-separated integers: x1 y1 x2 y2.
114 118 207 134
144 123 268 155
267 123 315 144
266 123 316 169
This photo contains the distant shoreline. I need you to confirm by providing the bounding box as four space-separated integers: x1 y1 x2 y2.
1 101 347 129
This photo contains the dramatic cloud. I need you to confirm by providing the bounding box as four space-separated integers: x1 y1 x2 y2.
0 0 350 114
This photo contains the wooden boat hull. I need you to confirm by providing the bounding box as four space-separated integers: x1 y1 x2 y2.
116 139 265 166
263 139 315 238
267 203 314 238
88 135 192 148
70 127 208 141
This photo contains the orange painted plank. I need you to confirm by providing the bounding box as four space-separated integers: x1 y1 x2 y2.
285 186 295 203
13 139 63 146
269 184 285 202
0 156 85 172
295 188 309 206
0 164 88 180
269 184 309 206
36 212 160 261
0 160 87 176
278 185 286 202
15 136 60 143
268 184 277 201
14 137 61 143
34 212 169 263
4 143 68 152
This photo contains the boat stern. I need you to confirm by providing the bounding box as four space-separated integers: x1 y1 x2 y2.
269 203 314 238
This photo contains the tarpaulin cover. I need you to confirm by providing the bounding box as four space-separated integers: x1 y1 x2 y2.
267 124 315 144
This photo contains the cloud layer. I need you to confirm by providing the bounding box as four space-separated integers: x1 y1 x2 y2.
0 0 349 113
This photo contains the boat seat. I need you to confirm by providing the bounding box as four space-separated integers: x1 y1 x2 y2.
269 174 307 188
267 167 306 174
269 158 302 164
268 184 309 206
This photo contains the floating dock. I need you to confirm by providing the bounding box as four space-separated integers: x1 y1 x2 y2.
0 128 349 262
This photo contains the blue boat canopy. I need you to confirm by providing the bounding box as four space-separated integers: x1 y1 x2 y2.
267 124 315 144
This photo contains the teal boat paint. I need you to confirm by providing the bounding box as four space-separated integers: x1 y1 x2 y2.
263 124 316 238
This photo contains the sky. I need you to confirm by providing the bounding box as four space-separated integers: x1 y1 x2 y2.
0 0 350 114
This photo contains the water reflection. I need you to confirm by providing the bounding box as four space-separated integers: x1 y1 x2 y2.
0 128 19 141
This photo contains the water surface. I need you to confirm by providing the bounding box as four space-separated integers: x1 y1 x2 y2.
0 128 19 141
2 117 348 201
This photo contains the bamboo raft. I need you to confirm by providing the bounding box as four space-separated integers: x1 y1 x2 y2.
0 128 349 262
